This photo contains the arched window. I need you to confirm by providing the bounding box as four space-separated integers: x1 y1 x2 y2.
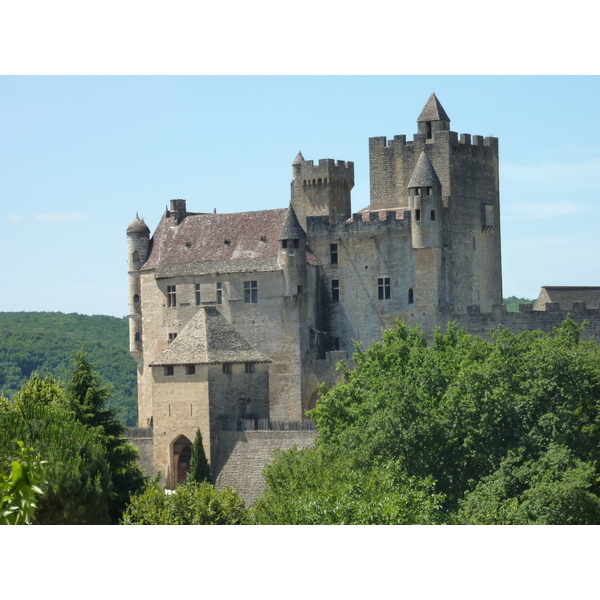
133 294 140 303
408 288 414 304
132 250 140 262
135 332 141 341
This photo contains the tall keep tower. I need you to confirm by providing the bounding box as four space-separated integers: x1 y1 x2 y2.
290 151 354 231
368 93 502 313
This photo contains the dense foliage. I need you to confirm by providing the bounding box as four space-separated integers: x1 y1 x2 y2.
0 312 137 426
0 441 47 525
122 480 248 525
252 446 444 524
257 318 600 524
0 354 144 524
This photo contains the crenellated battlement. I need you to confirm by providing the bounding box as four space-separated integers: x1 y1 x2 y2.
449 302 600 342
306 209 409 235
369 131 498 150
293 157 354 184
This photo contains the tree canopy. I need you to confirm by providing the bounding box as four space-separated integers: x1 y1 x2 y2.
255 318 600 524
0 312 137 426
122 480 248 525
1 353 144 524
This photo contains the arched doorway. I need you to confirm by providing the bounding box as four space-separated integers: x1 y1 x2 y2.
173 435 192 484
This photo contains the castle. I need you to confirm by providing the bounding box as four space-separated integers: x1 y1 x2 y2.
126 94 600 502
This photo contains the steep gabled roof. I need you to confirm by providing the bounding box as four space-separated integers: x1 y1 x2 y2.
417 93 450 123
149 306 272 366
142 208 287 270
408 150 441 189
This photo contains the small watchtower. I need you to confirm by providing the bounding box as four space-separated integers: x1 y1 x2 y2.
290 151 354 231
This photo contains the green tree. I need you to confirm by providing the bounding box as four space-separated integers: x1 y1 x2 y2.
304 318 600 523
64 350 144 522
0 441 47 525
251 445 444 525
0 390 113 524
122 480 248 525
456 445 600 524
188 428 211 484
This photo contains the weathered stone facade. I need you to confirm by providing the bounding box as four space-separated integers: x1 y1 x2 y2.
126 94 600 503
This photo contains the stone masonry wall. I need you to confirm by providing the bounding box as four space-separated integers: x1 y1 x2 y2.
213 430 319 506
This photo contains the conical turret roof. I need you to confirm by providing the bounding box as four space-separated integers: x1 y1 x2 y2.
127 214 150 234
279 204 305 240
417 93 450 123
408 150 441 189
292 151 305 165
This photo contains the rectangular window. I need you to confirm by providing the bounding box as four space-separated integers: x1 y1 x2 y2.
195 283 201 305
297 284 303 294
165 365 174 376
430 210 436 221
216 282 222 304
223 364 231 374
168 332 177 343
244 280 258 303
415 209 421 222
186 365 196 375
378 277 391 300
281 239 288 249
330 243 338 265
166 285 176 307
293 238 299 249
331 279 339 302
245 363 255 373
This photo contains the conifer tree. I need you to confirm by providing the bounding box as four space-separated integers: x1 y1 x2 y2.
188 428 211 484
65 349 144 522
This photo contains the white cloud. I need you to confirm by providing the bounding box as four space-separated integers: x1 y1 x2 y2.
34 213 87 221
7 214 22 220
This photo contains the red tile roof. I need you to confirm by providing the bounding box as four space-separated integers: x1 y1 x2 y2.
142 208 287 270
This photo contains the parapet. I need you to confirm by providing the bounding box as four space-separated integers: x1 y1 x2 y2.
369 130 497 150
293 157 355 183
306 209 408 234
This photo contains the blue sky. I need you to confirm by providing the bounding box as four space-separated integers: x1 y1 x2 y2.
1 75 599 317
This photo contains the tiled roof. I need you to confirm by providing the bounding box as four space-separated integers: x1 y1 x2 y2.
535 286 600 310
142 208 288 271
149 306 272 366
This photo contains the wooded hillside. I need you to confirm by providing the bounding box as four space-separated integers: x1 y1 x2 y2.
0 312 137 426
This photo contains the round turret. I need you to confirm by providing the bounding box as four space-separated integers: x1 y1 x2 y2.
408 150 443 249
278 204 307 296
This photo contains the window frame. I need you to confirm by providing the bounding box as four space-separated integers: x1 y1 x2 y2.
166 285 177 307
378 277 391 300
244 280 258 304
331 279 340 302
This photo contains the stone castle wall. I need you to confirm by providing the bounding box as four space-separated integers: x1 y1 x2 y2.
212 429 319 506
450 303 600 341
